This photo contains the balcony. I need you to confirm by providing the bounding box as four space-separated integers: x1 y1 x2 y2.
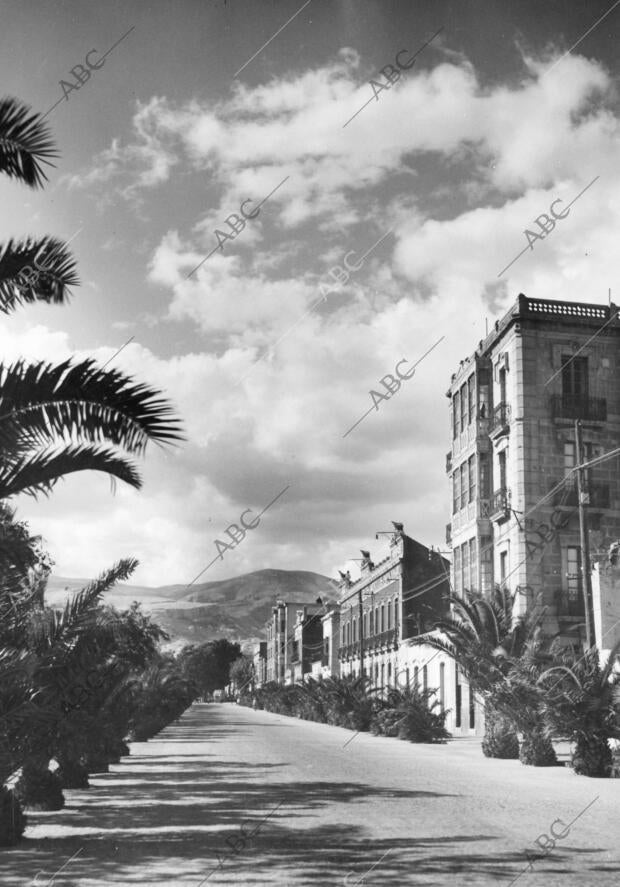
552 481 610 510
489 402 511 438
489 487 511 522
554 589 585 618
551 394 607 423
445 523 452 545
364 628 399 652
446 451 453 474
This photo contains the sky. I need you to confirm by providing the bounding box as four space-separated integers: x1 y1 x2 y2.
1 0 620 588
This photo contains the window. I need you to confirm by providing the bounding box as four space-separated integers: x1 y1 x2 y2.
352 617 356 642
468 455 476 503
460 383 467 432
413 666 419 688
439 663 445 711
455 664 462 728
499 550 508 587
363 611 368 637
469 538 477 592
374 662 379 685
346 622 351 645
566 546 581 600
498 449 507 490
462 541 470 591
375 607 379 634
460 463 468 509
380 604 385 633
453 469 461 514
478 368 490 418
342 625 345 647
479 453 490 498
369 609 374 635
387 662 392 685
380 663 385 688
469 684 476 728
405 667 410 688
394 600 399 631
423 665 428 692
467 375 475 425
387 601 392 629
480 535 493 592
499 366 507 403
564 440 576 476
453 390 460 439
562 355 588 399
454 546 462 595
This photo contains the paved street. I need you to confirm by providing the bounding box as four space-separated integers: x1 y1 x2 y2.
2 703 619 885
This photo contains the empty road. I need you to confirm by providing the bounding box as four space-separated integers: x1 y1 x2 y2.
3 703 619 885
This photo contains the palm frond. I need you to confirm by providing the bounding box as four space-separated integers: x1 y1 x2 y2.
0 97 57 187
0 444 142 498
0 237 79 314
0 358 184 454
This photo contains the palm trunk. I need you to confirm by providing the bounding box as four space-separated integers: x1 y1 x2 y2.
519 729 557 766
57 755 90 789
571 734 612 777
0 787 26 846
16 759 65 810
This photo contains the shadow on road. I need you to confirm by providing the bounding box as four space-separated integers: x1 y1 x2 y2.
2 705 619 886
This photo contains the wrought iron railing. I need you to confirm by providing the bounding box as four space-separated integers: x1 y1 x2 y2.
551 394 607 422
489 487 510 520
554 590 585 618
490 402 511 435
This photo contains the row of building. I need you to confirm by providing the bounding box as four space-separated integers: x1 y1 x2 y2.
245 294 620 737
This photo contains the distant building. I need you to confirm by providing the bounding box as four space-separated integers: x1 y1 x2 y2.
337 525 450 688
288 604 326 684
253 641 267 688
320 605 341 679
265 600 325 685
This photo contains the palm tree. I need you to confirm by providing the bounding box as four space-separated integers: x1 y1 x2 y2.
13 560 138 809
411 586 555 764
536 641 620 777
0 96 183 498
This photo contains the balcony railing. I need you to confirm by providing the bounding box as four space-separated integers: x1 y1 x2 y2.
552 482 610 510
551 394 607 422
554 590 585 618
489 487 511 522
490 402 511 436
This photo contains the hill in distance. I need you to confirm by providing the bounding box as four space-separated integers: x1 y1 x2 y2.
46 568 338 649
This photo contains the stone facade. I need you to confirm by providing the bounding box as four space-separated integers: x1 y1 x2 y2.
447 294 620 642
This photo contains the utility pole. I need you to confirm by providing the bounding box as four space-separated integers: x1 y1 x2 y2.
358 587 364 678
575 420 594 648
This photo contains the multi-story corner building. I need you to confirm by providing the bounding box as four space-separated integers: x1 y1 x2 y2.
337 525 450 689
446 293 620 641
264 600 325 685
288 604 326 684
320 605 341 679
253 641 267 688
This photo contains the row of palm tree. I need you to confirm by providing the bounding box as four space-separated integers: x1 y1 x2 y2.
243 675 450 743
413 586 620 777
0 96 189 845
